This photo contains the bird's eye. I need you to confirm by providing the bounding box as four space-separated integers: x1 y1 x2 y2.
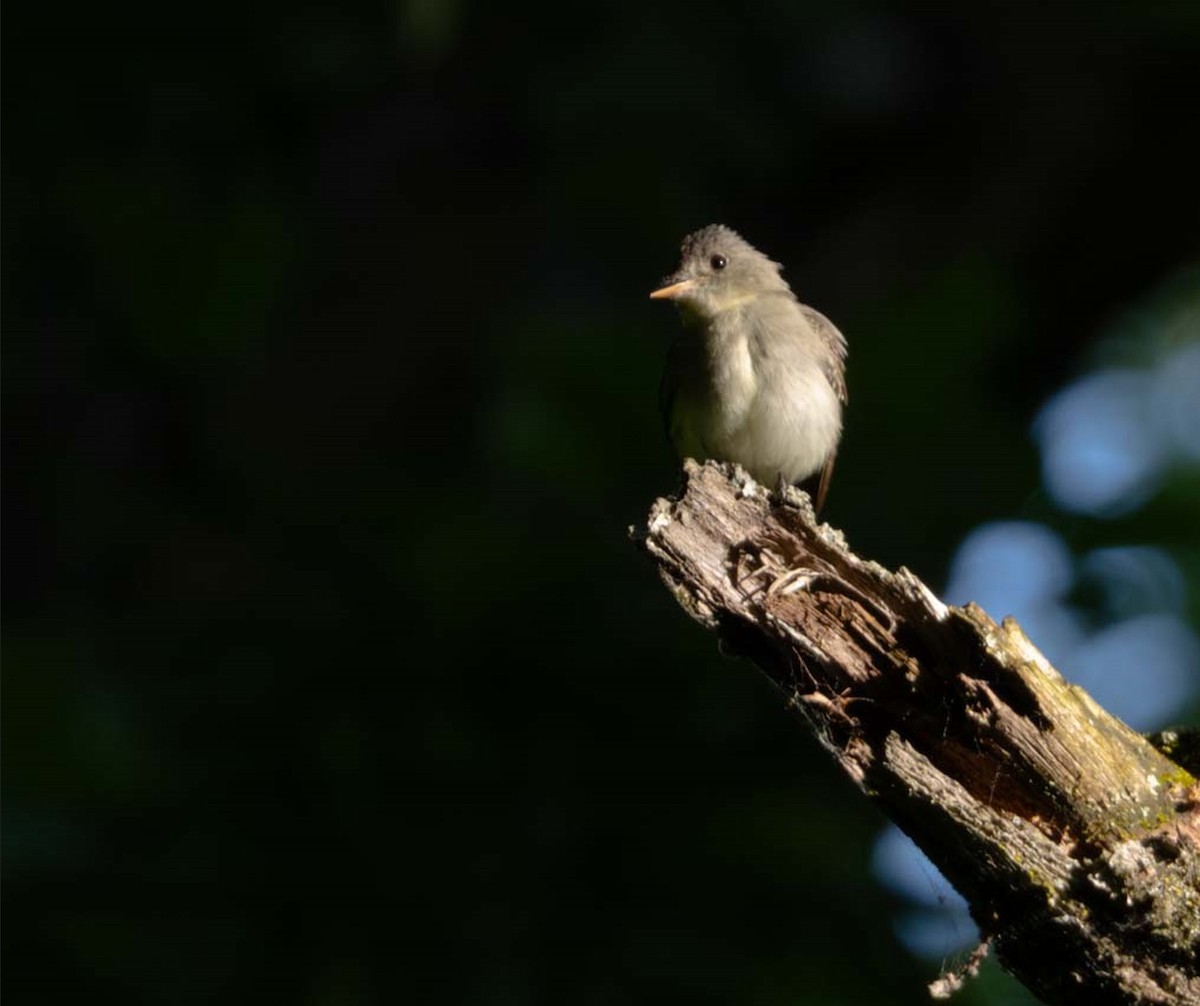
710 254 728 270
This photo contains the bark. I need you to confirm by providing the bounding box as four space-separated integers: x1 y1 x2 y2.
634 460 1200 1005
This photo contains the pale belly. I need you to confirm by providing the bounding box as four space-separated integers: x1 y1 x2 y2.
671 361 840 485
666 302 843 486
703 366 841 484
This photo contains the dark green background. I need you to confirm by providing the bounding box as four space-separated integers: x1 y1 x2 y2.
5 2 1199 1003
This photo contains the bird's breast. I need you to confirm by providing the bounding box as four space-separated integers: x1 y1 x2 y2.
683 304 841 484
703 316 758 434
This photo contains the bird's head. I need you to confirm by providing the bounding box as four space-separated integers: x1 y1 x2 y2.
650 224 791 319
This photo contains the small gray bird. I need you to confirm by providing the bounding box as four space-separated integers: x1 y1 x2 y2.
651 224 847 510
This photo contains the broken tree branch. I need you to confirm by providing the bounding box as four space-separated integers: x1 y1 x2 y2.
634 460 1200 1005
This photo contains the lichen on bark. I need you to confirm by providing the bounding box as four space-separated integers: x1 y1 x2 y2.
635 460 1200 1005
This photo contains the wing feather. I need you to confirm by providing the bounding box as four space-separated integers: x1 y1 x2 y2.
799 304 847 512
799 304 848 404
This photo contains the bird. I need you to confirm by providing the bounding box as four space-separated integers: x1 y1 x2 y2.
651 224 847 511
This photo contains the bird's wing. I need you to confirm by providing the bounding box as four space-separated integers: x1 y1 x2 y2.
659 334 710 462
659 337 694 457
799 304 847 512
799 304 848 405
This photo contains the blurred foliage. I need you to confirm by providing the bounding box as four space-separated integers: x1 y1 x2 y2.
4 1 1199 1003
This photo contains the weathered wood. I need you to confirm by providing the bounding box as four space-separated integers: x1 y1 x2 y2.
635 460 1200 1005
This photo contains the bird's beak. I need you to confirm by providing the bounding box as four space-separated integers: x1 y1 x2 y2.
649 278 695 300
